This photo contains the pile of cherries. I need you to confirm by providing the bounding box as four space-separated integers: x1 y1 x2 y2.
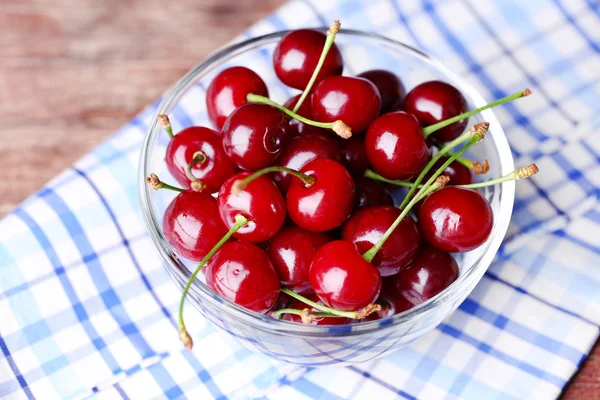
146 22 537 348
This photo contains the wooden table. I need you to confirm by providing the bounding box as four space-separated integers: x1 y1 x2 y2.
0 0 597 398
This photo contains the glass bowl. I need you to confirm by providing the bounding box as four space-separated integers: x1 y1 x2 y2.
138 29 515 366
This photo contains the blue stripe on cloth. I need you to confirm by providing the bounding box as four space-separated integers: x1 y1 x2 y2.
180 350 224 399
0 334 34 399
349 366 418 400
37 188 157 360
72 168 175 328
388 0 428 50
553 0 600 53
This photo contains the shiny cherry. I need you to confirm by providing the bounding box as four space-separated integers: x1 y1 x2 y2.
311 76 381 133
357 69 406 114
396 247 459 305
342 206 421 276
282 294 351 325
273 29 343 90
163 190 228 262
365 111 429 180
341 137 370 176
206 66 269 130
353 178 393 209
418 187 493 252
266 225 330 293
165 126 235 192
404 80 468 142
205 241 280 313
287 159 355 232
222 103 288 171
283 94 326 137
423 155 473 185
218 172 286 243
272 132 343 193
310 240 382 310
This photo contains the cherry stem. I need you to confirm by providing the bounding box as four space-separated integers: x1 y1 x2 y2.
157 114 174 139
461 164 539 188
146 173 184 192
178 214 249 349
231 166 315 195
292 20 340 114
186 151 207 181
422 88 531 138
363 124 488 263
270 308 343 322
246 93 352 139
280 288 381 320
364 169 413 188
399 122 489 210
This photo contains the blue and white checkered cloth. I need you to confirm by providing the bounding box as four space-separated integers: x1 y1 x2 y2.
1 0 599 398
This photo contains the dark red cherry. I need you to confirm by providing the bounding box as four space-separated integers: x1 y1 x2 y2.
266 225 330 293
363 277 414 321
342 206 421 276
423 155 473 185
205 241 280 313
163 190 228 262
311 76 381 133
418 187 493 252
287 159 355 232
404 80 468 142
165 126 236 192
357 69 406 114
310 240 381 310
341 137 370 176
353 178 393 209
283 94 326 137
365 111 429 180
272 132 343 193
222 103 288 171
282 294 351 325
273 29 343 90
396 247 459 305
206 66 269 130
218 172 286 243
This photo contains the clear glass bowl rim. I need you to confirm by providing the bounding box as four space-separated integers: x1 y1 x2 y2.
138 28 516 337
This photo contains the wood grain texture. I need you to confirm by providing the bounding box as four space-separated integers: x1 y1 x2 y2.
0 0 597 397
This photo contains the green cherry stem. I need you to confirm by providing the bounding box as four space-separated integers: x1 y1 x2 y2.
364 169 413 188
157 114 174 139
280 288 381 320
270 308 344 323
292 20 341 113
179 214 249 349
246 93 352 138
231 166 315 195
363 124 489 263
422 88 531 138
146 173 184 192
399 122 490 210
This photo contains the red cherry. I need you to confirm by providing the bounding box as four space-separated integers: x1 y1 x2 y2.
283 94 327 137
311 76 381 133
165 126 236 192
340 137 370 176
287 159 355 232
266 225 330 293
218 172 286 243
404 81 468 142
163 190 228 262
273 29 343 90
222 103 288 171
353 178 393 209
206 66 269 130
281 294 351 325
205 241 280 313
365 111 430 180
342 206 421 276
396 247 459 305
310 240 382 310
423 155 473 185
272 132 343 193
357 69 406 114
418 187 493 252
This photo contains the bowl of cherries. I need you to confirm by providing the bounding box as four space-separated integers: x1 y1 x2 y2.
139 21 538 366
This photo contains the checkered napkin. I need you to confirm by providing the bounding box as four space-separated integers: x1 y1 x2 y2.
1 0 599 399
